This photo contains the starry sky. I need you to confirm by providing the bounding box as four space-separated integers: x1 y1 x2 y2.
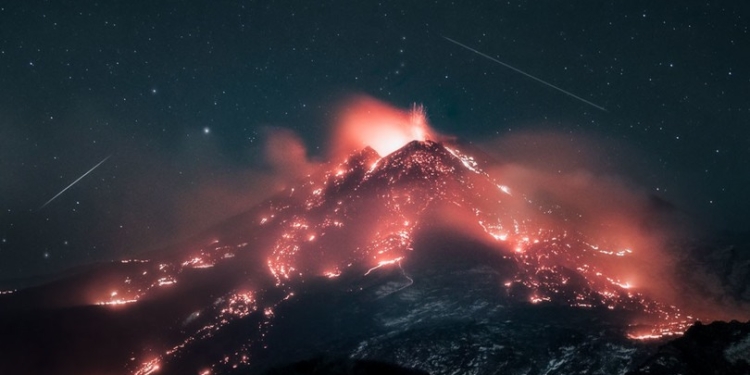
1 1 748 282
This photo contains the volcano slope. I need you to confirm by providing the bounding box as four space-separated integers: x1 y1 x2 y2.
1 140 746 375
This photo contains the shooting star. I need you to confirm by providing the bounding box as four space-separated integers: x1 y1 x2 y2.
443 36 607 112
38 155 112 210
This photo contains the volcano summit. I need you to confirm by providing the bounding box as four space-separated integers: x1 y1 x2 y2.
0 137 746 375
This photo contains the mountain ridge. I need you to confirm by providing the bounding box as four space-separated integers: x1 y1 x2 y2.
0 139 744 375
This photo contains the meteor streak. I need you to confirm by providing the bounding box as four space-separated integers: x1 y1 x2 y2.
443 36 608 112
38 155 111 210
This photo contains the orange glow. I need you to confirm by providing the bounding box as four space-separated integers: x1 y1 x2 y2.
364 257 404 275
529 295 551 304
324 270 341 278
332 96 437 157
627 320 693 340
135 358 161 375
627 333 664 340
616 281 632 289
96 298 138 306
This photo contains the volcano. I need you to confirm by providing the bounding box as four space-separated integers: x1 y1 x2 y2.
0 139 747 375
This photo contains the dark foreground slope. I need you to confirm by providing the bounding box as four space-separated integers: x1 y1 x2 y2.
629 320 750 375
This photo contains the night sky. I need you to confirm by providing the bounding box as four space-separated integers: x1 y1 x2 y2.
1 1 748 282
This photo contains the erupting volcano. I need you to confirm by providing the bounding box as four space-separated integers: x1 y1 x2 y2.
0 100 747 375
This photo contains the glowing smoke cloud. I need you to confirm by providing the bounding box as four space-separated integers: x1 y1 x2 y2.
331 96 439 157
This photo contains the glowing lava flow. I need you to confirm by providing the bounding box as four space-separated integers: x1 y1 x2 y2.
365 257 405 276
134 359 160 375
259 140 698 341
92 246 240 307
88 133 697 374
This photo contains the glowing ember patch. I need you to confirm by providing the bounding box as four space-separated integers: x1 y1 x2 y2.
157 277 176 286
615 281 632 289
530 295 551 304
364 257 404 275
120 259 149 264
444 146 485 175
627 321 693 340
135 358 161 375
324 270 341 278
492 233 508 241
220 292 256 318
628 333 663 340
182 256 214 268
96 298 138 306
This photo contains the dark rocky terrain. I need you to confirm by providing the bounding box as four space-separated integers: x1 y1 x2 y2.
630 320 750 375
